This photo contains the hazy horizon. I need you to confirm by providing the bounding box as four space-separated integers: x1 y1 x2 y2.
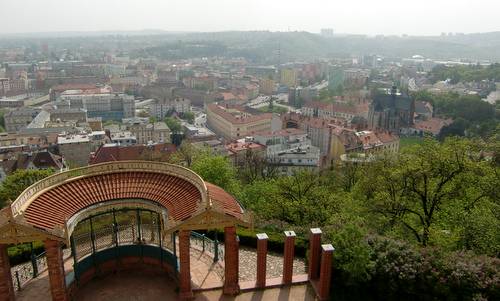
1 0 499 37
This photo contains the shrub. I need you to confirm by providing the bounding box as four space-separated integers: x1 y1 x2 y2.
236 227 308 257
8 242 45 266
203 227 309 257
330 224 374 284
333 235 500 300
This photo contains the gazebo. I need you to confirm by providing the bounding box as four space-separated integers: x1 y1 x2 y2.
0 161 251 300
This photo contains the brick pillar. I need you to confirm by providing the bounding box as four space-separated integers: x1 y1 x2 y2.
44 239 68 301
223 226 239 295
0 244 15 301
308 228 322 280
318 244 334 301
256 233 268 288
178 230 193 300
282 231 295 284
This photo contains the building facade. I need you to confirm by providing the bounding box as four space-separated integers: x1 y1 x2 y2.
128 122 171 145
206 104 274 141
252 128 321 174
368 86 414 133
150 97 191 120
57 134 92 167
4 108 41 132
58 87 135 121
280 68 298 88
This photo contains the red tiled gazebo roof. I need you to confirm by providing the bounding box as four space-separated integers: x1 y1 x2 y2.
24 172 203 231
2 161 248 242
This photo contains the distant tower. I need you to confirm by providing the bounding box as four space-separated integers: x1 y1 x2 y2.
277 41 281 67
320 28 334 37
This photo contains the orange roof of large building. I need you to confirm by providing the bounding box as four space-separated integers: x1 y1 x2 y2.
207 103 273 125
304 101 370 115
282 112 348 129
225 141 265 154
253 128 306 138
376 131 399 143
50 83 100 93
90 143 176 164
414 118 452 135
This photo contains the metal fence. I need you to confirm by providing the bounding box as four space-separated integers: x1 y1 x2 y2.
190 232 224 262
71 208 163 262
9 208 226 291
10 250 49 291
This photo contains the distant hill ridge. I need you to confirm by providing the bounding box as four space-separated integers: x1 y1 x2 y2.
1 30 499 62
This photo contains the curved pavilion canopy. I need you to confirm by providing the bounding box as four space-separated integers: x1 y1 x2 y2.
0 161 250 245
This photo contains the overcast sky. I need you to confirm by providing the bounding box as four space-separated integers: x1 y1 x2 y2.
1 0 499 36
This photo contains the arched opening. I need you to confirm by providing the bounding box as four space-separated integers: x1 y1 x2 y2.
68 204 178 291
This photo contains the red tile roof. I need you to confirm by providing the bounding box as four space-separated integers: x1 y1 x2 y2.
414 118 452 135
206 182 243 219
376 131 398 143
50 83 100 93
207 103 273 125
90 143 176 164
225 142 265 154
304 101 369 115
22 171 244 231
253 128 305 138
23 172 201 230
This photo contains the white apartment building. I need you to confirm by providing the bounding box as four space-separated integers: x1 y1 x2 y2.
150 97 191 120
58 88 135 121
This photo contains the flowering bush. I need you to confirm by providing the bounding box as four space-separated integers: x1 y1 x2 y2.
332 234 500 300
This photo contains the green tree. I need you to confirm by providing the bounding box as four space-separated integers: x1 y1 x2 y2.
236 150 279 184
239 179 280 221
168 141 199 167
0 169 54 208
359 139 477 246
191 154 239 194
275 170 337 226
165 117 182 133
0 109 6 129
180 112 195 124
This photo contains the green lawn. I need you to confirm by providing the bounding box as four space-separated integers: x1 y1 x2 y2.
399 136 426 151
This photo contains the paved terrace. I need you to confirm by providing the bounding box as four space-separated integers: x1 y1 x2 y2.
14 245 309 301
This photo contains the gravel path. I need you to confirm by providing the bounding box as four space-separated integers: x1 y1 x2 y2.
239 246 307 281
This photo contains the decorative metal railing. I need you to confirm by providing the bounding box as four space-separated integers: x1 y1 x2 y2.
34 251 47 277
9 210 229 291
190 232 224 262
10 248 74 292
11 262 32 291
